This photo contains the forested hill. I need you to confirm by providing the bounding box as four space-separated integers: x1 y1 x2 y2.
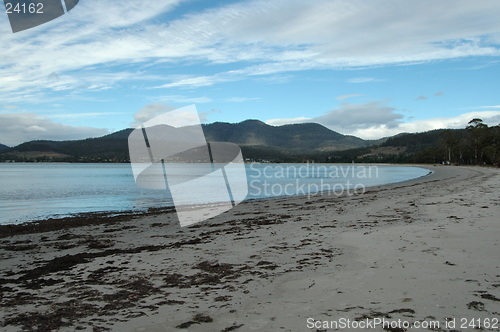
0 119 498 164
0 120 378 162
202 120 378 151
318 119 499 165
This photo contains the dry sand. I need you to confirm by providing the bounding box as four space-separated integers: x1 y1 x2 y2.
0 165 498 331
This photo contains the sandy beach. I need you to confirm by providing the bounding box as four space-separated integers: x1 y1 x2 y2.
0 165 499 331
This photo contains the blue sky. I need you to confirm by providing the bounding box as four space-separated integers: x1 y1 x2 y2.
1 0 500 146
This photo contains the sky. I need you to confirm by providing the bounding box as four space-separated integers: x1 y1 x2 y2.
1 0 500 146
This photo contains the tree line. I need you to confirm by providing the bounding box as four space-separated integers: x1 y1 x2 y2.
295 118 500 165
436 118 499 165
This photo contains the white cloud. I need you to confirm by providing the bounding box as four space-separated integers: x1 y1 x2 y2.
0 113 109 146
306 101 403 131
198 109 221 123
155 76 220 89
73 0 184 28
265 101 403 130
132 103 217 128
267 101 403 130
266 109 500 139
267 117 312 126
26 125 47 133
349 111 500 139
131 103 175 127
1 0 500 96
336 94 364 100
478 105 500 109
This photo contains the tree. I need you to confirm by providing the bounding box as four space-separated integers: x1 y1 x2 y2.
439 130 458 164
466 118 488 164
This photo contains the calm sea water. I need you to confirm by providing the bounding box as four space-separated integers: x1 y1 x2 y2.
0 163 430 225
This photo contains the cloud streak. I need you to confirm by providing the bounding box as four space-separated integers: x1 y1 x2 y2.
267 101 403 132
0 113 109 146
131 104 175 127
266 104 500 139
1 0 500 98
336 94 364 100
347 111 500 139
478 105 500 109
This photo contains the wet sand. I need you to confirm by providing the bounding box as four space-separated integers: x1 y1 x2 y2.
0 165 498 331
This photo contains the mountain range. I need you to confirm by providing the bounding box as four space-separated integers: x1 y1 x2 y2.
1 119 494 164
0 120 386 162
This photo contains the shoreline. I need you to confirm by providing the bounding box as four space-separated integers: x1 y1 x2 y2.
0 165 498 331
0 163 433 237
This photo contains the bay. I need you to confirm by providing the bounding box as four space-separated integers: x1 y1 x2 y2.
0 163 430 225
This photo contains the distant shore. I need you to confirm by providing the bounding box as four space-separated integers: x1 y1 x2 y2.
0 165 498 331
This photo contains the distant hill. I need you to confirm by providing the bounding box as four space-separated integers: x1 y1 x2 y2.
380 129 460 152
2 119 496 164
202 120 372 151
81 120 374 151
1 135 131 162
322 126 499 164
315 129 462 163
0 120 377 162
0 144 10 152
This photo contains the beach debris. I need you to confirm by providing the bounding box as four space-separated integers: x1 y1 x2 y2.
214 295 232 302
383 327 406 332
466 301 485 311
480 293 500 302
221 324 244 332
388 308 415 315
175 313 213 329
